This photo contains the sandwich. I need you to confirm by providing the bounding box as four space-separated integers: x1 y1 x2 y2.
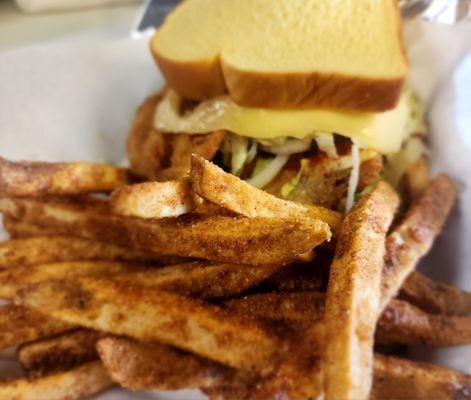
128 0 427 212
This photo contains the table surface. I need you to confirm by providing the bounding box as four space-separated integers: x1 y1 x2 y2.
0 0 142 51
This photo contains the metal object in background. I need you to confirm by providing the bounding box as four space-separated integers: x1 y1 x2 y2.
132 0 179 37
400 0 471 23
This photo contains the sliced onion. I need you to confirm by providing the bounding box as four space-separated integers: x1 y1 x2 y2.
260 138 311 155
247 155 289 189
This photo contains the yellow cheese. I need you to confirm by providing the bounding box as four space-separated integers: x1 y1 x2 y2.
154 89 409 154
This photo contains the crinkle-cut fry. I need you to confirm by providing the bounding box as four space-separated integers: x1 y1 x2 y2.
0 157 129 197
18 329 102 374
404 156 430 201
110 261 283 299
0 304 73 350
0 261 146 300
324 182 399 400
127 92 167 179
110 179 200 219
371 354 471 400
400 271 471 316
16 277 281 375
0 236 182 269
190 155 342 232
2 215 51 238
377 299 471 346
0 196 330 265
0 361 113 400
381 174 457 311
97 336 245 391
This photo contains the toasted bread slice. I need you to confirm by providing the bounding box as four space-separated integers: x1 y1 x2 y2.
151 0 408 111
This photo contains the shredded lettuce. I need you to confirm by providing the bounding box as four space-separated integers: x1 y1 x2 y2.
345 139 360 212
247 155 289 189
384 137 428 187
229 135 249 175
281 158 310 198
404 88 427 136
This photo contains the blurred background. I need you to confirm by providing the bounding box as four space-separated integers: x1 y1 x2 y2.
0 0 155 50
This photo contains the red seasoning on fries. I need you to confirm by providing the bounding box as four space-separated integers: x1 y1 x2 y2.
0 0 468 399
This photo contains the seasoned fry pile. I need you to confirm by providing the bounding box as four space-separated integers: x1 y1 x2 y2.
0 134 469 400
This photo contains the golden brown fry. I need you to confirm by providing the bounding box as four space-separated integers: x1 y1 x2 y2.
400 271 471 316
111 261 282 299
97 336 243 391
266 262 325 292
324 182 399 400
190 155 342 232
18 329 101 374
224 292 325 323
127 92 168 179
0 196 330 265
0 361 113 400
0 261 144 299
404 156 430 201
225 291 471 348
0 157 129 197
0 304 73 350
0 236 180 269
381 174 457 311
377 299 471 346
265 149 383 210
16 277 281 375
2 215 51 238
110 179 199 219
371 354 471 400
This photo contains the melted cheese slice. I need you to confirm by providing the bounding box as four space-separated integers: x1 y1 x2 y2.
154 89 409 154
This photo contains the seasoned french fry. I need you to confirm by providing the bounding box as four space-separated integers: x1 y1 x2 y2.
127 92 168 179
0 261 144 299
0 361 113 400
0 157 129 197
372 354 471 400
381 174 457 311
0 196 330 265
0 236 181 269
110 179 200 219
0 304 73 350
97 336 243 391
324 182 399 400
400 271 471 316
404 156 430 201
2 215 50 238
190 155 342 231
266 261 325 292
16 277 281 375
224 292 325 323
377 299 471 346
111 261 282 299
18 329 102 374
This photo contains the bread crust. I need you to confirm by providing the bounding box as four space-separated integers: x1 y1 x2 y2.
153 50 405 112
150 0 408 112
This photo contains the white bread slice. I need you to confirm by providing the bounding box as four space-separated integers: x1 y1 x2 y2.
151 0 408 112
